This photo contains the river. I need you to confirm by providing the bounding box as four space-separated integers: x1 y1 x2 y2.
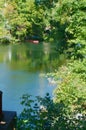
0 42 65 115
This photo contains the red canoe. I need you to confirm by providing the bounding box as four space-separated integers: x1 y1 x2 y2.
28 40 39 44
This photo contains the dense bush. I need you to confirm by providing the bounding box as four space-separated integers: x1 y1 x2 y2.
17 92 86 130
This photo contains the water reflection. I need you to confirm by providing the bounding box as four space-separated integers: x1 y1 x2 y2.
0 42 65 114
0 43 63 72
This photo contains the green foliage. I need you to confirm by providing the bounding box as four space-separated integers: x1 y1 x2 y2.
45 58 86 129
0 0 45 42
56 0 86 56
17 93 86 130
53 64 86 109
9 0 45 41
35 0 57 8
0 0 86 46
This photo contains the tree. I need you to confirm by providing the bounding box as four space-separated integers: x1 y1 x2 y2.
52 0 86 57
2 0 45 42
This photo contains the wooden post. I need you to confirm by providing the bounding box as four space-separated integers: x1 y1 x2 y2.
0 91 3 120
